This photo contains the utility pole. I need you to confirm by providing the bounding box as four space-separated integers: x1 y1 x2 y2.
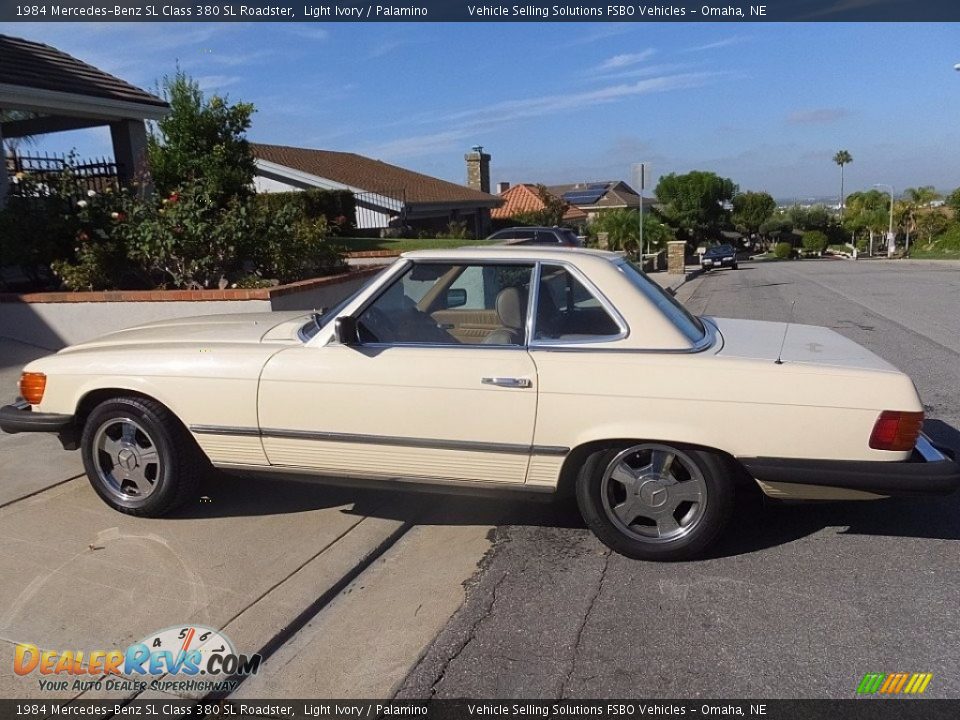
632 163 647 259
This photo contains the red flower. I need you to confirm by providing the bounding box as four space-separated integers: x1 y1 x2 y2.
77 231 90 242
168 192 180 204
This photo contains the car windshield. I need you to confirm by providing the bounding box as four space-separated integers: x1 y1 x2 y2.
616 261 707 344
708 245 735 255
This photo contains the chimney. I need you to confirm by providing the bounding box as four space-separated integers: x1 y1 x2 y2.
496 181 510 194
465 145 491 194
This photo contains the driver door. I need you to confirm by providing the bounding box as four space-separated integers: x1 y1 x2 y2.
258 261 539 486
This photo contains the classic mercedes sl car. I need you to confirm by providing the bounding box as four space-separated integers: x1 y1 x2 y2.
2 247 958 560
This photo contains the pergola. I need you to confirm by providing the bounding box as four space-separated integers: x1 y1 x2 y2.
0 34 169 206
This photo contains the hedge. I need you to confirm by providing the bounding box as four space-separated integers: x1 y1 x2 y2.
254 189 356 232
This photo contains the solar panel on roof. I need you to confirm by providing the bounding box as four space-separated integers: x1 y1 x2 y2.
563 190 605 204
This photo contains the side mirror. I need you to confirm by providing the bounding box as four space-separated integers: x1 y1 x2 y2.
446 288 468 308
334 316 359 346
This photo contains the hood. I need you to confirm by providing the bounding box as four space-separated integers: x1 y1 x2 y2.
710 316 900 373
59 311 310 353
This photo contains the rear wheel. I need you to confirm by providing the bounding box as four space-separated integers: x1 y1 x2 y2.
81 396 202 517
576 442 735 561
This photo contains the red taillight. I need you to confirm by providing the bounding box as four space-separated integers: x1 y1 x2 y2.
869 410 924 451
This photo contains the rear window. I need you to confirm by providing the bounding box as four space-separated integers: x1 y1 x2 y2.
617 261 706 345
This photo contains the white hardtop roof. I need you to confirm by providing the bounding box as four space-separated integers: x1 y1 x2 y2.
401 246 626 262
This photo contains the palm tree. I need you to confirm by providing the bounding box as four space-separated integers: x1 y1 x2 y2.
833 150 853 219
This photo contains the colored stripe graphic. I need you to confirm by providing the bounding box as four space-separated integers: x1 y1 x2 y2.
857 673 932 695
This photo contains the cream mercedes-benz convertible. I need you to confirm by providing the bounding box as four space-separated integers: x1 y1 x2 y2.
2 247 958 560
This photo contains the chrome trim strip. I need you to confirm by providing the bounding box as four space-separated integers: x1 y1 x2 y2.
190 424 259 437
529 318 718 355
191 424 568 456
525 261 542 346
528 260 630 347
213 463 558 494
916 434 948 463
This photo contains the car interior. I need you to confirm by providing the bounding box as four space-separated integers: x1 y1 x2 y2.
356 263 621 346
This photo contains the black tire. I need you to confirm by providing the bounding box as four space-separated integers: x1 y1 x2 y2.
80 396 203 517
575 442 735 561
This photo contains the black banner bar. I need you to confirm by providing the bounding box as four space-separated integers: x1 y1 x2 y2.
2 700 960 720
2 0 960 22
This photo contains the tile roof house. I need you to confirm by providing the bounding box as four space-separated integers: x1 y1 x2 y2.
545 180 658 221
252 143 502 235
491 183 587 224
0 34 169 205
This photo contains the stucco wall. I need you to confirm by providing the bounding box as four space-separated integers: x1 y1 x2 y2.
0 271 379 350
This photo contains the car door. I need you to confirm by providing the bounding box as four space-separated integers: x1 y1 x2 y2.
257 261 540 486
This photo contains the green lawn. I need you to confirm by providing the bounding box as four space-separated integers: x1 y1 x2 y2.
335 237 496 254
907 248 960 260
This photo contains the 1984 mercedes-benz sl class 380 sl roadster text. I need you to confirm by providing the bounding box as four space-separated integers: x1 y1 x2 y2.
3 247 958 560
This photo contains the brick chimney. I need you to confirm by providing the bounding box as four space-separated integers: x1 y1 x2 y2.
465 145 491 194
496 181 510 194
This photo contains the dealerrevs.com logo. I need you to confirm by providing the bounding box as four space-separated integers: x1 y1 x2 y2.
14 625 261 694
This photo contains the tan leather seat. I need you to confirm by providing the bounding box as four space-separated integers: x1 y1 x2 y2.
484 287 527 345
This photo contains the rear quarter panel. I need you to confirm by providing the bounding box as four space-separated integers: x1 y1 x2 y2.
530 349 922 463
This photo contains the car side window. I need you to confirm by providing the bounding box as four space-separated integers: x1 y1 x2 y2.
534 265 622 342
357 263 534 346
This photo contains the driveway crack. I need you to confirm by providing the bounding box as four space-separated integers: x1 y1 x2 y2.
428 569 508 697
559 550 610 698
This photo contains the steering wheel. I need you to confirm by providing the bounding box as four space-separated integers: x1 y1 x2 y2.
359 307 398 343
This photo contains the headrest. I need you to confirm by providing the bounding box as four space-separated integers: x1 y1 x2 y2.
495 286 527 330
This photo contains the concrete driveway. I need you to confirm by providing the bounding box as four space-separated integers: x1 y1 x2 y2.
0 334 498 701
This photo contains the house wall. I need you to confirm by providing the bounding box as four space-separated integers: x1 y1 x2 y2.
253 174 393 229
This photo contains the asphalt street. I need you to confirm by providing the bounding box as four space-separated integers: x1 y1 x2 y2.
398 258 960 700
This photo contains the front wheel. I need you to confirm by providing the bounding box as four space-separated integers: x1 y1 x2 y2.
576 443 735 561
81 396 202 517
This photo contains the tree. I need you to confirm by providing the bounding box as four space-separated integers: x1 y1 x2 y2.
904 186 940 206
147 72 256 200
591 208 674 254
512 185 569 227
945 187 960 216
731 191 776 236
786 204 830 232
654 171 737 242
843 190 888 254
833 150 853 219
802 230 829 255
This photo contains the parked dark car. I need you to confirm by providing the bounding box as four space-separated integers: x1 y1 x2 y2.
486 226 582 247
701 244 738 270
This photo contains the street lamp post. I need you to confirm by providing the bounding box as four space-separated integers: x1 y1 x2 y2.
874 183 895 258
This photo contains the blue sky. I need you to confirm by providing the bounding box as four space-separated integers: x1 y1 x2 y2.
5 21 960 199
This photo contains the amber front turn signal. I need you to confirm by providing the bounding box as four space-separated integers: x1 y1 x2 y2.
19 372 47 405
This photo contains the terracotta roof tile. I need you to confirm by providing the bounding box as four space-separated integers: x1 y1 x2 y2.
252 143 500 207
0 34 168 109
491 184 545 219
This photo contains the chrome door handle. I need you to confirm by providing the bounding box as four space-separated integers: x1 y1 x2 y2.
482 377 532 388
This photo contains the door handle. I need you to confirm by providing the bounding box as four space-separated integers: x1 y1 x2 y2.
482 377 532 388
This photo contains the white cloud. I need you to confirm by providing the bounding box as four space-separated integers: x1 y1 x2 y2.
194 75 242 92
364 72 717 160
595 49 656 71
682 36 750 52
